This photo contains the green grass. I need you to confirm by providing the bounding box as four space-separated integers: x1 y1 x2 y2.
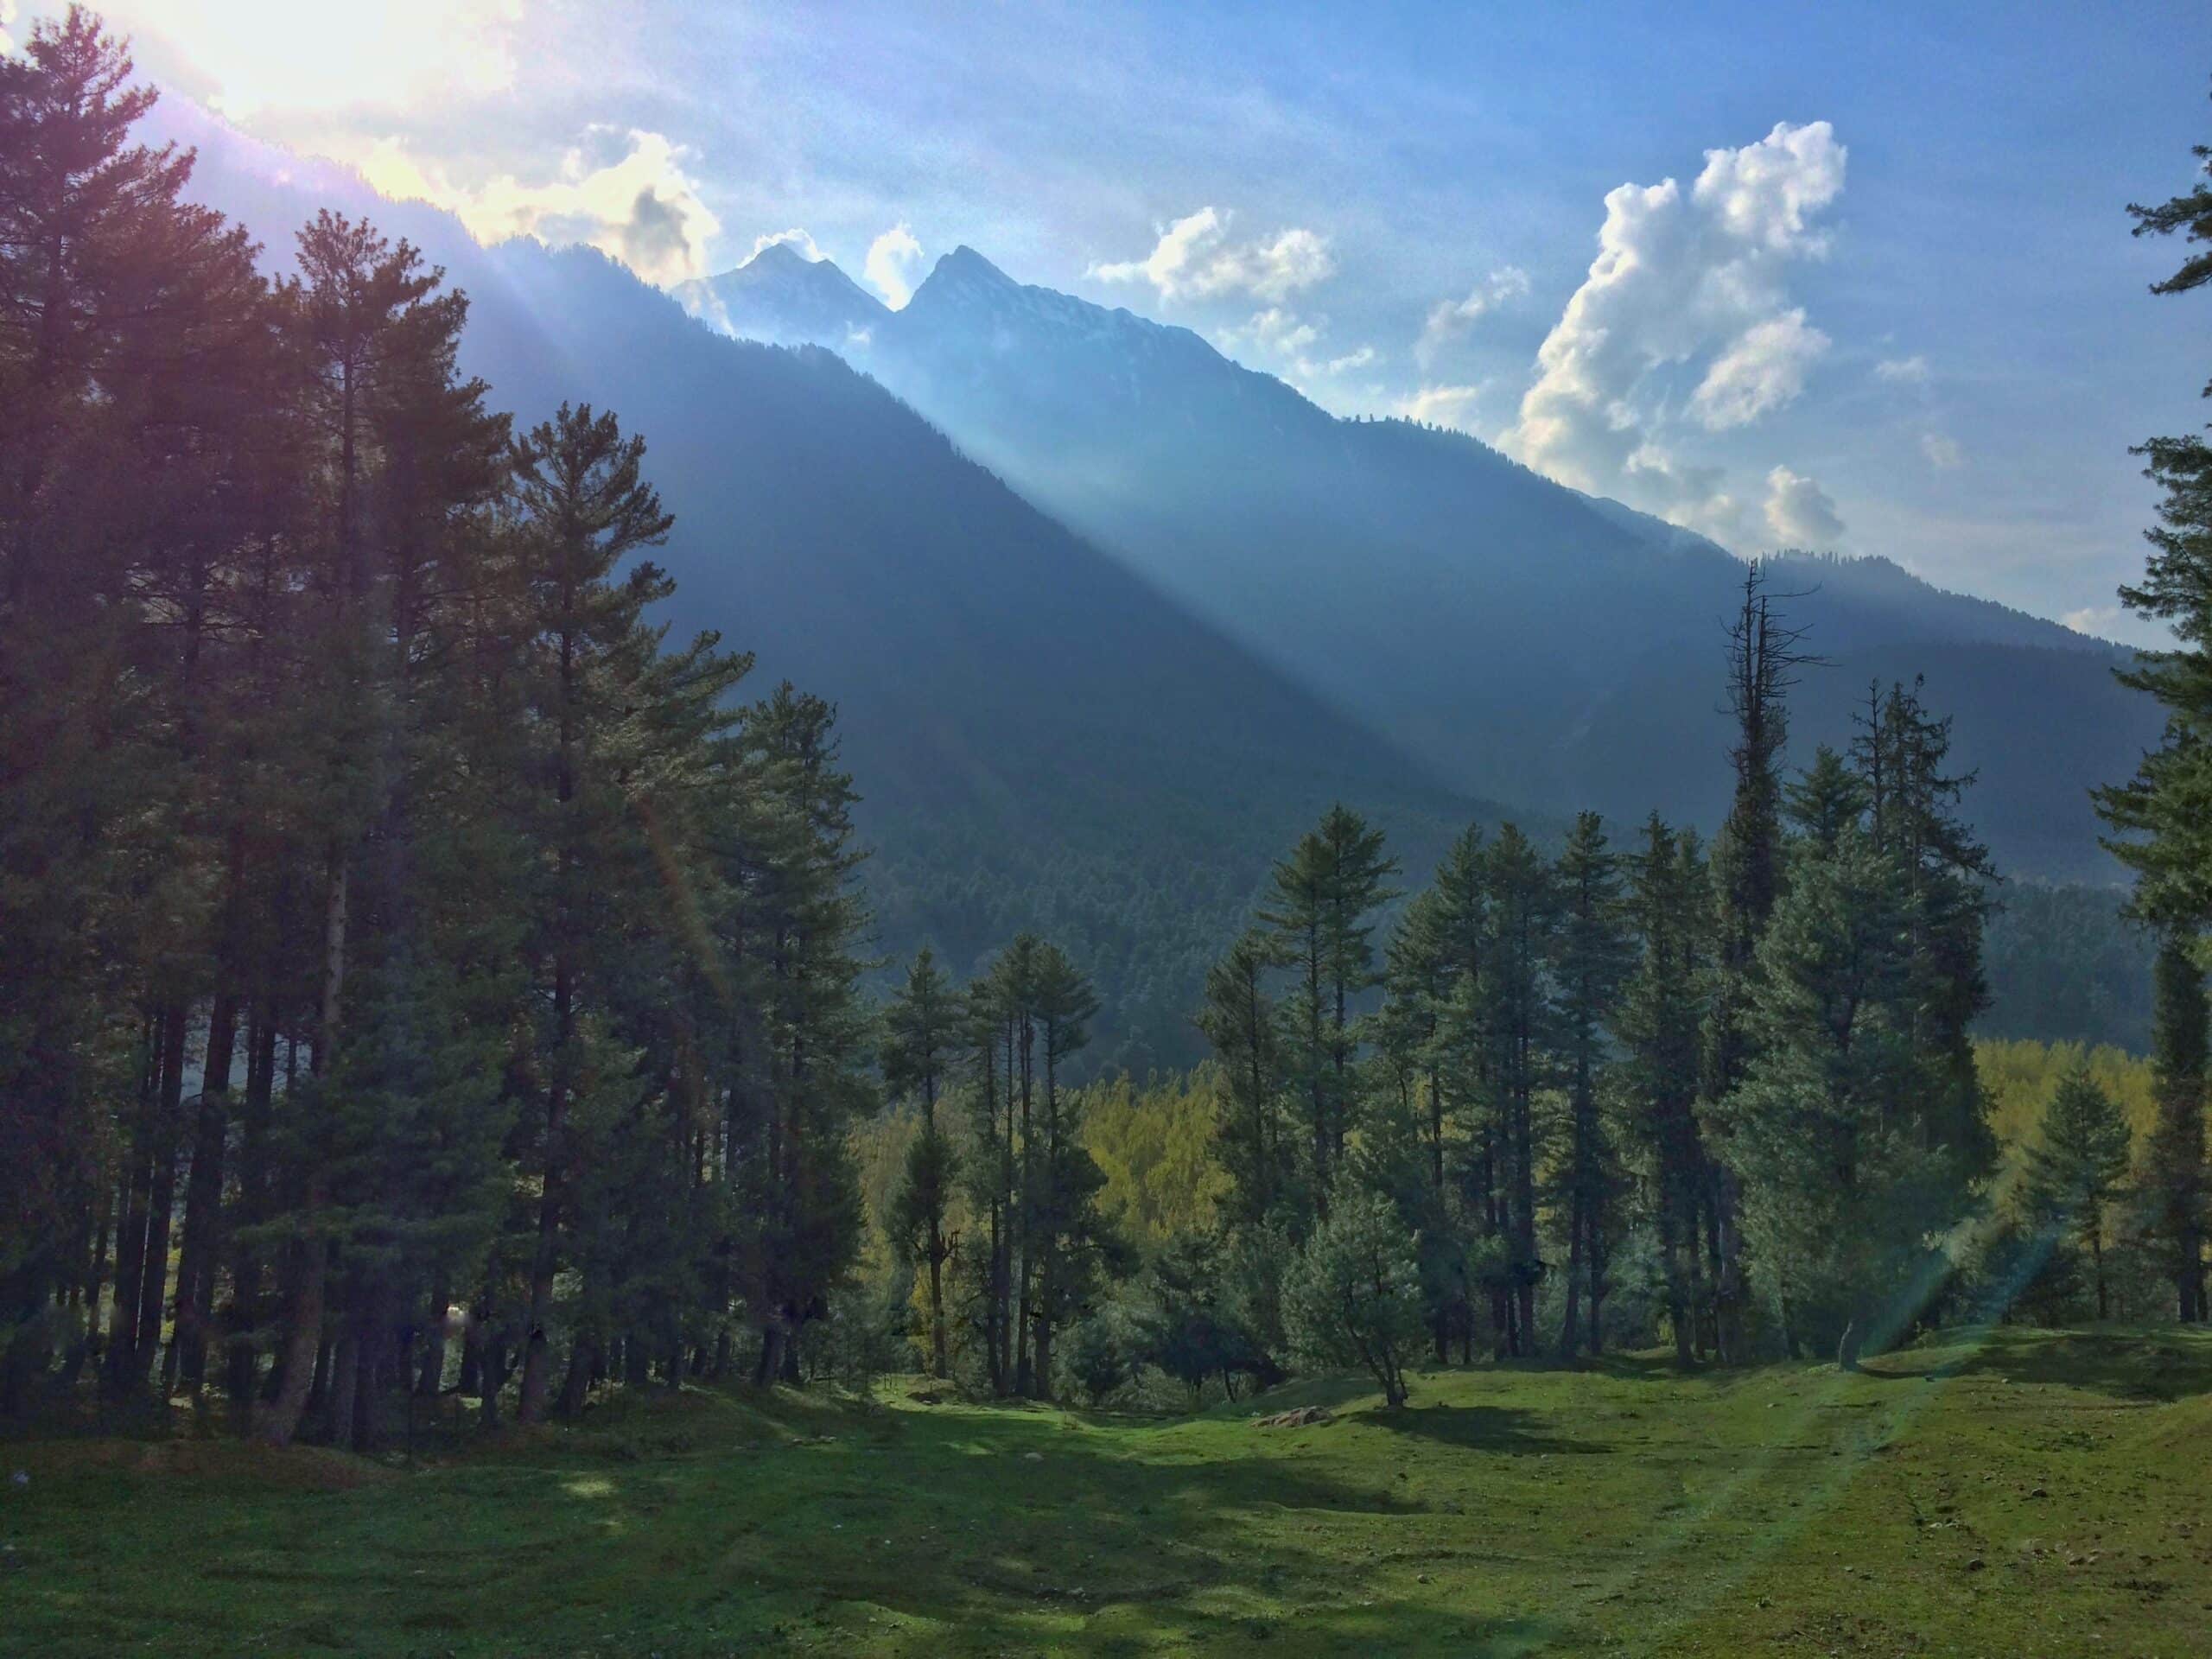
7 1327 2212 1656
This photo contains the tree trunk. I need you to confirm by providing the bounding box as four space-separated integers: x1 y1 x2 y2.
226 1006 277 1412
557 1332 594 1418
480 1328 505 1430
128 1003 189 1392
257 1237 325 1446
417 1278 449 1395
927 1240 949 1381
1559 1203 1585 1361
1588 1236 1605 1357
105 1019 161 1392
168 992 239 1395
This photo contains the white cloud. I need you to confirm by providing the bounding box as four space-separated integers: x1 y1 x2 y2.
1091 207 1333 303
0 1 17 54
1396 383 1491 432
752 226 823 261
2063 605 2121 639
1416 265 1531 365
1502 119 1846 544
1689 308 1829 430
1762 464 1844 547
1217 308 1376 384
1921 431 1963 470
1218 306 1319 356
1874 354 1930 384
360 126 720 288
864 222 924 308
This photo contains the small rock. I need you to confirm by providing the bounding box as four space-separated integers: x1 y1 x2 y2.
1023 1451 1044 1461
1965 1558 1986 1573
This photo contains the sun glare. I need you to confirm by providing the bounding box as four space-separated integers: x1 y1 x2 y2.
127 0 524 118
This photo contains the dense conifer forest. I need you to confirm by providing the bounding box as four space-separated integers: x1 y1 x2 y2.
6 5 2212 1591
12 13 2212 1656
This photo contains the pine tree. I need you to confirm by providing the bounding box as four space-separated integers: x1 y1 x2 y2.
2140 938 2209 1319
1259 806 1398 1214
1550 813 1631 1357
1023 943 1111 1398
1425 826 1492 1360
1283 1191 1424 1407
1196 931 1294 1230
2096 99 2212 934
727 684 872 1387
1700 560 1821 1363
1721 819 1934 1368
1855 680 1996 1181
1479 823 1556 1355
886 948 962 1377
1615 817 1712 1367
2023 1065 2134 1319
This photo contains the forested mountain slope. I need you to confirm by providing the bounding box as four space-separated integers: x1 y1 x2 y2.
159 105 1494 1071
689 243 2161 880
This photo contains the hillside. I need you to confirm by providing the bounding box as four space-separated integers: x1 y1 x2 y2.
688 244 2161 880
12 1326 2212 1656
156 104 1497 1071
156 101 2153 1068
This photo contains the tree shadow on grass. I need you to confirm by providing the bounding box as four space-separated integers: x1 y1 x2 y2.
1882 1325 2212 1402
1363 1401 1606 1456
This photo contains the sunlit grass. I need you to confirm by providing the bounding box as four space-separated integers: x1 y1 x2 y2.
8 1326 2211 1656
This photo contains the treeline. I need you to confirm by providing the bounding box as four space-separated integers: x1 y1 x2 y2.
0 16 876 1435
10 10 2212 1436
855 579 2210 1406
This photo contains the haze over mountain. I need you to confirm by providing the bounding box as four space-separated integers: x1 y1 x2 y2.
683 242 2160 880
152 93 2154 1066
157 101 1494 1071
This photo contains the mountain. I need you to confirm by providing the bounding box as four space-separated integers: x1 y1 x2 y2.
683 244 2161 880
154 102 1499 1072
673 242 883 346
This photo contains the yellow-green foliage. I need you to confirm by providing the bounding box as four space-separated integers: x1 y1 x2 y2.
1976 1038 2161 1159
1078 1067 1233 1249
849 1105 924 1279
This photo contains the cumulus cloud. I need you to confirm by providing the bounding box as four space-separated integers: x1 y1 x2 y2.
1396 383 1492 432
1762 464 1844 547
1416 265 1531 365
752 226 824 261
864 222 925 308
1217 308 1377 385
1091 207 1333 303
1921 431 1963 470
1689 309 1829 430
1219 306 1320 356
1502 120 1846 543
1875 354 1930 385
360 126 720 287
0 0 16 54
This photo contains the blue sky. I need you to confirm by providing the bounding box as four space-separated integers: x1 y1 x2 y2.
34 0 2211 639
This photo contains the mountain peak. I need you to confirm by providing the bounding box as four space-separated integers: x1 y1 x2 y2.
936 245 1012 283
744 238 817 269
910 245 1019 307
